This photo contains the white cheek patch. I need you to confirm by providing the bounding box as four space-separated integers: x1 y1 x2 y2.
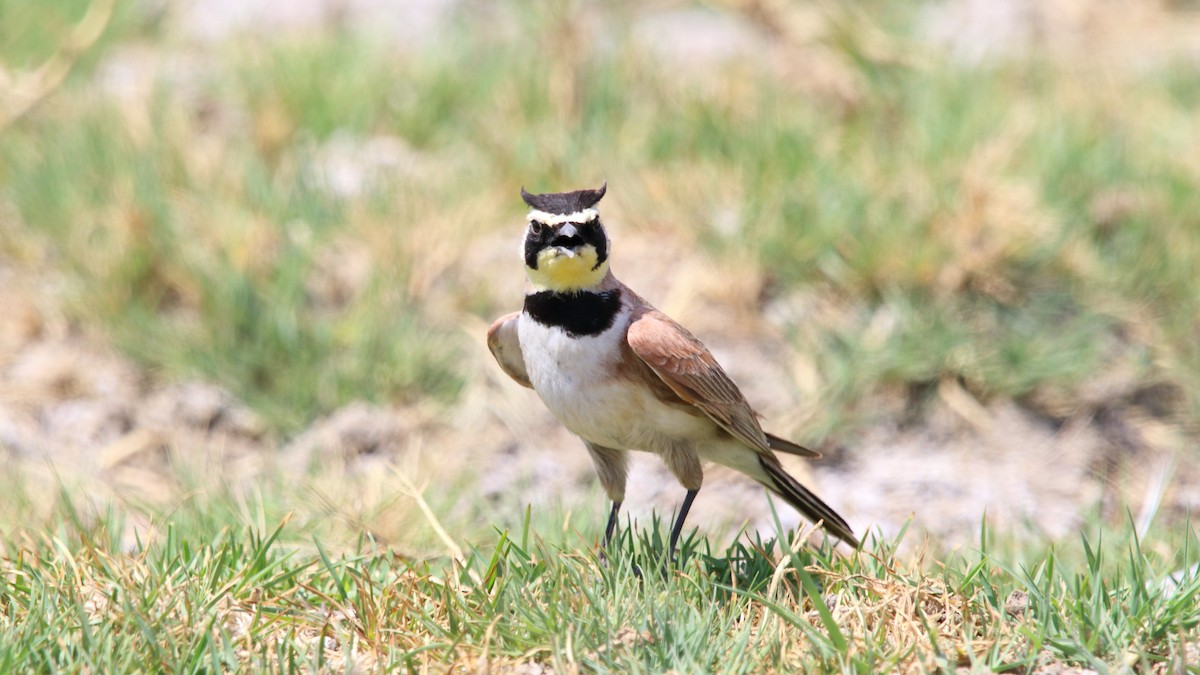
526 208 599 225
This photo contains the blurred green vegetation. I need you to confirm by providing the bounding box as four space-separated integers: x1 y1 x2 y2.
2 1 1199 436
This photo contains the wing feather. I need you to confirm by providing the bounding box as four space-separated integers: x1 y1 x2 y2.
487 311 532 388
765 433 820 458
626 309 770 454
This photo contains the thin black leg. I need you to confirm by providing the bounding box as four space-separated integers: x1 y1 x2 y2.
603 500 622 548
667 489 699 562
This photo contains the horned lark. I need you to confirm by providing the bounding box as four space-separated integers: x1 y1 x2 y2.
488 184 858 557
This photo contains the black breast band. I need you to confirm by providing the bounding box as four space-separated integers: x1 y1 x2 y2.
524 289 622 337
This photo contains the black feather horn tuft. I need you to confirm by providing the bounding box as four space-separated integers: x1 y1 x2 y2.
520 183 608 215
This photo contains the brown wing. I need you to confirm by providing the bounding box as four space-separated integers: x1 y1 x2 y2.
766 433 820 459
487 311 532 389
626 309 771 454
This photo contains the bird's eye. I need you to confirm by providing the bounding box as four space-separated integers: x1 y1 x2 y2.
529 221 544 236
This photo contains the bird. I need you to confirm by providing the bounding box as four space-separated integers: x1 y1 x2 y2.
487 183 859 560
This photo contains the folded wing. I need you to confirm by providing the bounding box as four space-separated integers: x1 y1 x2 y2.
487 311 532 389
626 309 772 455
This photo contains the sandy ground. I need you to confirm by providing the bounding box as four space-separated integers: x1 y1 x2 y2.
2 0 1198 552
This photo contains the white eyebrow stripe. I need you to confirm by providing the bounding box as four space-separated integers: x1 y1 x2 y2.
526 208 599 225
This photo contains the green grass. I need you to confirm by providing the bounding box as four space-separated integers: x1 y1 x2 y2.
1 488 1197 672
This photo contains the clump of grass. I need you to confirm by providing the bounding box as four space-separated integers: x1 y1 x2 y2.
662 53 1200 429
1 486 1196 672
2 69 469 431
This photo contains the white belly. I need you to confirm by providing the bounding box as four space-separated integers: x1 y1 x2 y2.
517 311 714 451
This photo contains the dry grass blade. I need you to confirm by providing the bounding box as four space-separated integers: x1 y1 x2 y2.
767 520 816 598
388 461 482 586
0 0 114 130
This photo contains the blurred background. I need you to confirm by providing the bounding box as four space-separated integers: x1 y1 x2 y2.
2 0 1199 555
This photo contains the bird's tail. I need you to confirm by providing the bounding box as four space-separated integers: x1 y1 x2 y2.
757 455 859 548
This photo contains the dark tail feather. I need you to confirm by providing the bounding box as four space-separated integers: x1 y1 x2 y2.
758 455 859 548
765 433 820 458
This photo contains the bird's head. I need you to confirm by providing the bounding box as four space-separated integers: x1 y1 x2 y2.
520 183 610 292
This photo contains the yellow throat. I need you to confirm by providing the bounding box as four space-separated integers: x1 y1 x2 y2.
526 245 608 292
